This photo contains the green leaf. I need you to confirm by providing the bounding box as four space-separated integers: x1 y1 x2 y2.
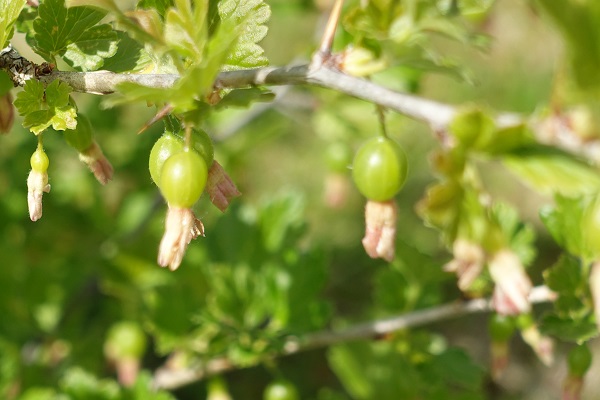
539 314 598 343
101 31 150 73
216 87 275 108
59 367 120 399
419 348 485 393
503 147 600 196
0 0 26 48
544 255 584 294
126 371 177 400
218 0 270 70
14 79 76 134
14 79 45 115
329 341 484 399
137 0 173 19
164 0 209 62
543 255 590 318
535 0 600 93
329 341 421 399
491 202 536 266
540 194 600 261
33 0 118 70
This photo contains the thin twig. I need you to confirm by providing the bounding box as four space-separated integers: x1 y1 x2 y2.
310 0 344 69
152 285 556 390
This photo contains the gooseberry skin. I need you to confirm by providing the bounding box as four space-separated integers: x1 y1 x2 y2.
190 128 214 167
30 147 49 173
568 344 592 378
488 314 515 343
352 137 408 201
263 380 300 400
159 150 208 208
149 133 185 185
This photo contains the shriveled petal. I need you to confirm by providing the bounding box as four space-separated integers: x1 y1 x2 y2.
0 92 14 134
444 239 485 290
206 161 241 212
562 376 584 400
362 200 397 262
589 261 600 331
116 358 140 387
520 324 554 365
158 207 203 271
27 169 50 222
489 250 532 315
324 173 350 209
490 341 509 382
78 140 114 185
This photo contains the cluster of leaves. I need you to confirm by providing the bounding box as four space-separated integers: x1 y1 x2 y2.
337 0 494 85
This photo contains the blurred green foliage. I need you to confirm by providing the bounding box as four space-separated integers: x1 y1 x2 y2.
2 0 599 399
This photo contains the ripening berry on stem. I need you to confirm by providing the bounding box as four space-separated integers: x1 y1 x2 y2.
155 149 208 270
352 136 407 261
27 144 50 221
562 344 592 400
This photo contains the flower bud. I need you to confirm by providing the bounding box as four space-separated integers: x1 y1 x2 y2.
158 207 204 270
362 200 397 262
78 140 113 185
444 239 485 290
206 161 241 212
0 92 14 134
341 46 387 77
517 314 554 366
27 145 50 221
324 172 350 209
489 250 532 315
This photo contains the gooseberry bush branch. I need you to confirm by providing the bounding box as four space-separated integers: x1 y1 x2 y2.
2 0 600 399
152 285 556 390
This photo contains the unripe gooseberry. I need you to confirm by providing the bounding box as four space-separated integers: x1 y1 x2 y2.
104 321 147 361
149 133 185 185
149 130 214 186
568 344 592 378
263 380 300 400
352 136 408 201
325 142 352 173
30 146 49 173
488 314 515 343
159 149 208 208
